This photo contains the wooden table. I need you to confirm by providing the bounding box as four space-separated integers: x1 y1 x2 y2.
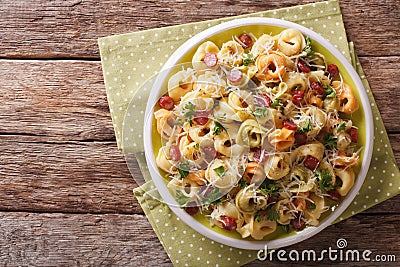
1 0 399 266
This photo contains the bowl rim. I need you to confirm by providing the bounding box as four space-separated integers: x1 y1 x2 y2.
143 17 374 250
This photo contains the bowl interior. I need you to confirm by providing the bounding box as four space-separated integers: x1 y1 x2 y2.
144 18 373 249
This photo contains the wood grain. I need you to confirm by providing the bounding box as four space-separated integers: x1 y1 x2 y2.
1 57 399 143
0 134 398 215
0 213 171 266
0 135 141 214
0 60 115 140
0 212 398 266
0 0 398 59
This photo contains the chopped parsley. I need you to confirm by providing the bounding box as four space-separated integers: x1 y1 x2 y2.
297 119 313 134
183 102 196 125
324 133 337 148
238 179 248 188
254 214 261 222
213 120 227 135
243 53 255 66
177 162 190 179
213 166 226 177
309 202 317 210
315 169 336 193
260 183 279 197
194 143 200 150
271 99 283 107
253 107 269 118
173 118 183 126
303 36 314 59
202 187 222 205
324 86 336 99
337 122 346 132
176 190 190 207
266 207 280 221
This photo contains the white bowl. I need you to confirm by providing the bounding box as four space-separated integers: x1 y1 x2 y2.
143 18 374 250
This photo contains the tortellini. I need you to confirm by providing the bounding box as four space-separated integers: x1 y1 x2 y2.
194 71 227 97
251 34 275 57
192 41 220 70
217 40 244 66
264 153 291 180
237 119 263 148
235 185 267 214
332 81 359 114
277 29 305 56
153 28 361 241
268 128 295 151
167 68 196 101
255 53 286 82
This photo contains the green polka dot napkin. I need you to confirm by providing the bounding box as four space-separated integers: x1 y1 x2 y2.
98 0 400 266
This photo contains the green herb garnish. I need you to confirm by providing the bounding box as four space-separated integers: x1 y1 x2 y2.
176 190 190 207
279 223 291 233
239 179 248 188
271 99 282 107
213 120 227 135
177 162 190 179
213 166 226 177
266 208 280 221
297 119 313 134
324 133 337 148
310 203 317 210
243 53 255 66
194 143 200 150
253 107 269 118
260 182 279 197
303 36 314 59
324 86 336 98
337 122 346 132
315 169 336 193
183 102 196 124
173 118 183 126
255 214 261 222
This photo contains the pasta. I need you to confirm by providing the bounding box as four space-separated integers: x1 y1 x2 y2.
154 29 361 240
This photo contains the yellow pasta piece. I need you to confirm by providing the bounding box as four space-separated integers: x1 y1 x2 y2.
192 41 220 70
236 119 263 148
251 34 275 57
154 109 175 140
243 162 266 185
332 81 359 114
264 153 291 180
277 28 305 56
217 40 244 66
167 69 195 101
255 53 286 82
155 146 172 173
304 193 326 226
335 168 355 196
268 127 295 151
235 184 267 214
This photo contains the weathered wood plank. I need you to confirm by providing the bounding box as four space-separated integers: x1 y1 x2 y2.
0 134 398 214
0 212 398 266
0 57 399 142
0 136 141 214
0 0 398 58
0 213 171 266
0 60 115 141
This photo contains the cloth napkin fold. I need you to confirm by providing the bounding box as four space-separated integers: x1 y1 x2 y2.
98 0 400 266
